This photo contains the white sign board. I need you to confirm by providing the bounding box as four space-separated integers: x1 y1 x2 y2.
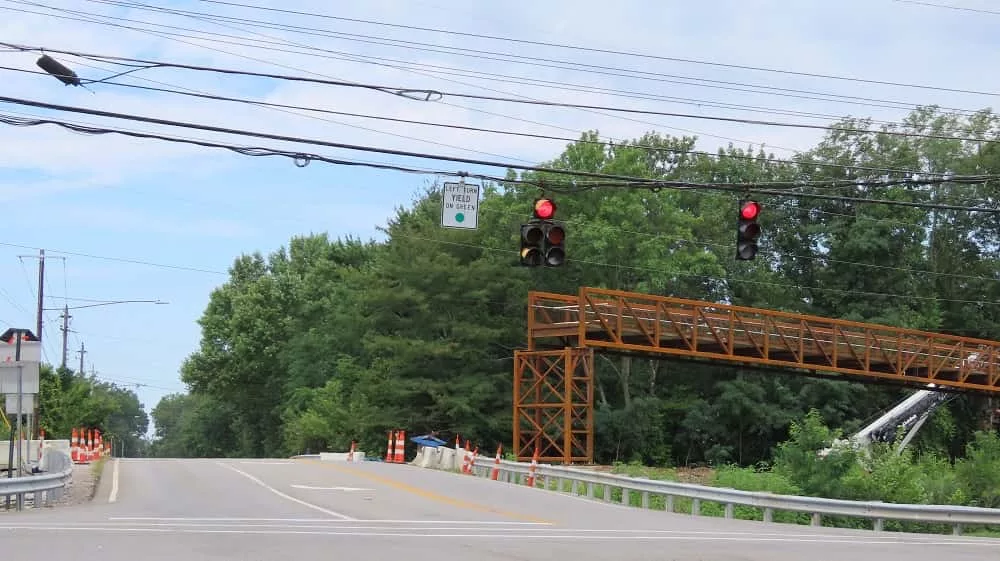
0 363 40 395
4 393 37 415
441 182 480 230
0 340 41 363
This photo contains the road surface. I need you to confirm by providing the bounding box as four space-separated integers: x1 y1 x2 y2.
1 458 996 560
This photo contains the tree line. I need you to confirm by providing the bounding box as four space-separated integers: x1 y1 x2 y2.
4 364 151 457
149 106 1000 469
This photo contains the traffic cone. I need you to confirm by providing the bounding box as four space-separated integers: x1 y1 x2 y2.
526 446 539 487
393 430 405 463
385 431 394 462
491 444 502 480
71 428 78 462
348 440 355 462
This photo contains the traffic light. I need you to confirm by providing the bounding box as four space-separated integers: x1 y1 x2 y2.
520 198 566 267
736 199 761 260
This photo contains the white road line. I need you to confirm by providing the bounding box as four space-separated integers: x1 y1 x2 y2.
108 459 120 504
108 517 550 525
215 462 355 520
290 484 373 492
2 526 998 545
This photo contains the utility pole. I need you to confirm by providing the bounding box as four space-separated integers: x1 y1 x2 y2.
77 342 86 375
35 249 44 345
60 304 71 370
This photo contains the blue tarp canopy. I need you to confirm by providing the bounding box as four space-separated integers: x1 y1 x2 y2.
410 434 447 447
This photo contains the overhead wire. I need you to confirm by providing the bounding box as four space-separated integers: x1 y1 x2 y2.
0 63 956 179
0 4 539 165
79 0 989 118
0 102 998 216
4 41 998 147
195 0 1000 100
0 1 820 152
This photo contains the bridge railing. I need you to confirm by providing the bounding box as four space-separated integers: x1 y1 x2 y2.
466 453 1000 536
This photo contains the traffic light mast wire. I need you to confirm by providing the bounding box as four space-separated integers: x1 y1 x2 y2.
0 105 997 215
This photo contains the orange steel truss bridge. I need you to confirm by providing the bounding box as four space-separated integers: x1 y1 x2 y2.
513 287 1000 464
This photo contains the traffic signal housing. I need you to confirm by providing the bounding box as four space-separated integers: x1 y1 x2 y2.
736 199 761 260
520 198 566 267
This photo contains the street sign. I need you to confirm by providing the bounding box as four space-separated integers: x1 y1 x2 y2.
0 363 40 394
4 393 36 416
441 182 480 229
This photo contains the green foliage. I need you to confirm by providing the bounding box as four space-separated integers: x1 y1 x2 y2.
149 108 999 505
14 364 152 457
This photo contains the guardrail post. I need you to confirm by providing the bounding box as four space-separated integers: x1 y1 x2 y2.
587 481 594 498
665 495 674 513
571 479 578 495
811 513 821 526
603 484 611 502
691 498 700 516
641 491 649 509
621 488 629 505
873 518 883 532
953 524 963 536
724 503 734 519
763 507 773 523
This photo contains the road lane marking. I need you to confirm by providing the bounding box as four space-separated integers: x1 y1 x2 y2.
3 525 999 545
290 484 373 492
108 459 120 503
109 517 550 525
215 462 355 520
301 459 553 524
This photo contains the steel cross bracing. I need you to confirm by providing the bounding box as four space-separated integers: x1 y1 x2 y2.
529 287 1000 393
513 348 594 464
514 286 1000 464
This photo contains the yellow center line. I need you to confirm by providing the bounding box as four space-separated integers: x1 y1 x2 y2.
299 459 555 525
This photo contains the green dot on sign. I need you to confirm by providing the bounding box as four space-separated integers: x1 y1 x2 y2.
455 213 465 222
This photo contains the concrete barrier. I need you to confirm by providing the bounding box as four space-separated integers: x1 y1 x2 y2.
0 439 70 469
318 451 367 462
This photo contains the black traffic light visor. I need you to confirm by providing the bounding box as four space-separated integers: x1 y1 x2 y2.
521 247 543 266
521 223 544 244
545 224 565 245
738 222 761 240
545 247 566 267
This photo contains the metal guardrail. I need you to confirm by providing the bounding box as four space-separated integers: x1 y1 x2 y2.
0 452 73 512
468 455 1000 535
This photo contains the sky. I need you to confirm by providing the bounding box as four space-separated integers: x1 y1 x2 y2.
0 0 998 431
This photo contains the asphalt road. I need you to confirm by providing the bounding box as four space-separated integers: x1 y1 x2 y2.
1 457 997 560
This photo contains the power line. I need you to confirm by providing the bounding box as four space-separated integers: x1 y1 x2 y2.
893 0 1000 16
0 241 226 275
5 42 997 147
190 0 1000 99
76 0 990 118
0 108 997 215
0 5 537 165
4 1 800 152
0 63 953 179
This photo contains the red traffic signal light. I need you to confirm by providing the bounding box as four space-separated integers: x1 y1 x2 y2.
736 199 761 261
740 200 760 221
534 198 556 220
